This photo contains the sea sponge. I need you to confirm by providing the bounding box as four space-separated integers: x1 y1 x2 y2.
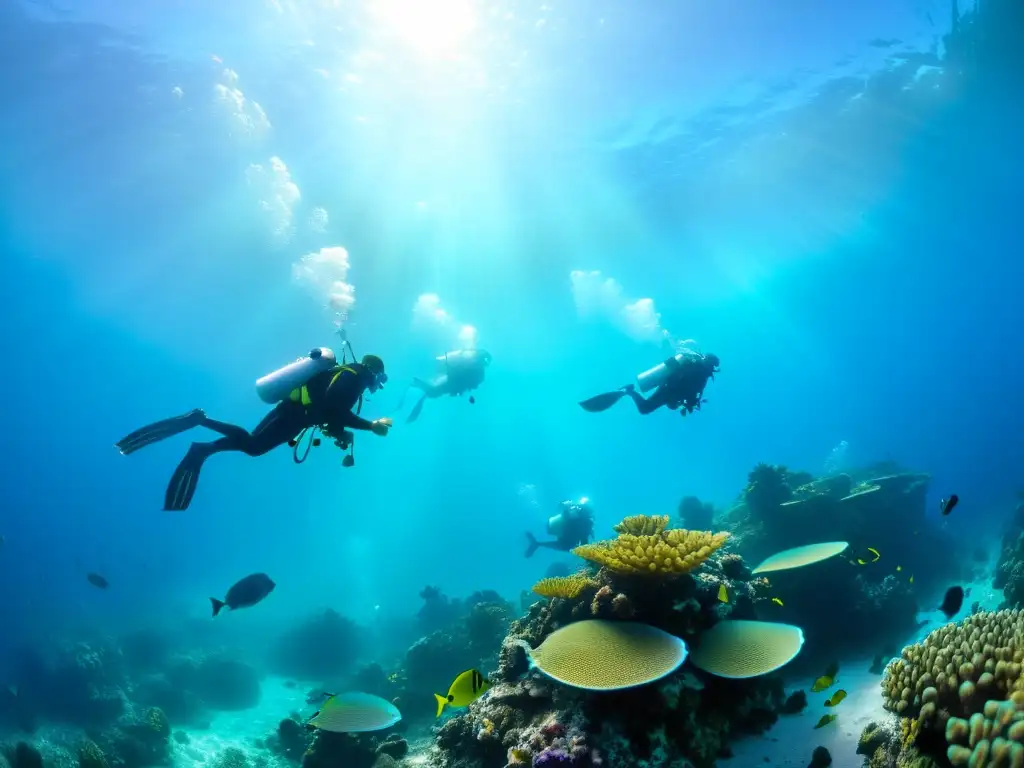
573 523 729 576
945 691 1024 766
882 609 1024 719
614 514 669 536
532 574 596 600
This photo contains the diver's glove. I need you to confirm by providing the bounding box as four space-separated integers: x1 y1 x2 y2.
370 417 392 437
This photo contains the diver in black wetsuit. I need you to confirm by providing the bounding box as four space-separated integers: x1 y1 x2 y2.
404 349 492 423
579 351 720 417
115 355 391 511
524 499 596 557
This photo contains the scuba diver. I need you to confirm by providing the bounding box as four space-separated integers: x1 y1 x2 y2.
579 349 720 417
403 348 492 424
525 498 596 557
114 345 392 511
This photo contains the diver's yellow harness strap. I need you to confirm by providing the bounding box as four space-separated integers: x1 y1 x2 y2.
287 365 358 407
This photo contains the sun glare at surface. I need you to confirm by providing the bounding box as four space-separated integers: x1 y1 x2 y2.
369 0 477 57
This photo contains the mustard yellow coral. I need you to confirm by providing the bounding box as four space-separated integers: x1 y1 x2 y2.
614 514 669 536
532 574 596 599
574 526 729 576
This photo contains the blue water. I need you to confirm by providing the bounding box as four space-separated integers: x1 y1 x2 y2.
1 0 1022 763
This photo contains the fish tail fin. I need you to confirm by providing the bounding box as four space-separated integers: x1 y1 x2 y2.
525 532 540 558
210 597 227 617
434 693 447 718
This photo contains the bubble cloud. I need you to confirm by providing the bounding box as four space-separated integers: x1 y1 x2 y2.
569 270 667 345
213 68 271 140
308 206 329 233
247 157 301 244
412 293 478 350
293 246 356 326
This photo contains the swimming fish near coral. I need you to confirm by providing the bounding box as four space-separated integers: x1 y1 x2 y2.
307 692 401 733
718 584 729 603
824 689 847 707
771 597 784 607
210 572 276 617
867 547 880 562
814 714 837 729
896 565 902 572
810 662 839 692
939 586 964 619
940 494 959 516
435 669 490 718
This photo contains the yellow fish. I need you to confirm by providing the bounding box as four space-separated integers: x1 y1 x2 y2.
814 714 837 729
434 669 490 718
718 584 729 603
910 575 915 584
896 565 902 572
810 676 833 693
825 689 847 707
856 559 867 565
867 547 880 562
771 597 784 607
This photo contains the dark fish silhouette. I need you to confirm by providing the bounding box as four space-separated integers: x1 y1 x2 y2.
940 494 959 516
210 573 276 617
939 586 964 619
87 573 109 589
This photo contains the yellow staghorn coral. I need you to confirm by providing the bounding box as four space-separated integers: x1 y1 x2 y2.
614 514 669 536
532 574 597 599
574 527 729 576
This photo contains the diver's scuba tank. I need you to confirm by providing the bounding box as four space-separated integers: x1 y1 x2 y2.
636 351 699 393
547 497 589 537
255 347 337 404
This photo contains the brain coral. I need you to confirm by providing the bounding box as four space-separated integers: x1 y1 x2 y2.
883 609 1024 719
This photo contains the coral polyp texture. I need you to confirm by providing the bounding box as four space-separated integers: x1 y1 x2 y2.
945 692 1024 766
882 610 1024 719
532 574 597 600
573 516 729 576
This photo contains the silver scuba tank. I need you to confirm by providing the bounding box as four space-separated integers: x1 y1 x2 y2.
636 351 699 393
255 347 337 404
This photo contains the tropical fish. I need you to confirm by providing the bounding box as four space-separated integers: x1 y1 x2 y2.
718 584 729 603
896 565 902 572
867 547 880 562
210 573 275 617
771 597 784 607
308 692 401 733
940 494 959 516
825 689 847 707
939 586 964 619
435 669 490 717
86 573 109 589
909 575 914 584
856 559 867 565
814 714 838 729
810 662 839 692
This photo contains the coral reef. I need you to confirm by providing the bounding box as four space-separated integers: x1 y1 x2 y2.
269 608 364 681
429 515 788 768
678 496 715 531
720 462 960 670
573 515 729 576
532 574 597 600
994 502 1024 608
864 609 1024 767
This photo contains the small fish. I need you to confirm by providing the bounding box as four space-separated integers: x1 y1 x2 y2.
210 573 276 617
909 575 915 584
824 689 847 707
308 692 401 733
86 573 109 589
896 565 902 572
771 597 784 607
939 586 964 619
435 669 491 718
856 559 867 565
810 676 833 693
469 396 476 404
940 494 959 516
814 714 838 729
718 584 729 603
867 547 880 562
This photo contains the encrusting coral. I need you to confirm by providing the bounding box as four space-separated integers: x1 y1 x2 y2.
532 574 598 600
573 515 730 576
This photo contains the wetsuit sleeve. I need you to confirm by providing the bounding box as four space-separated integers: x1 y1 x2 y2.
322 370 375 431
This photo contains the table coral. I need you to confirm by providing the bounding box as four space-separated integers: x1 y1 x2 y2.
573 517 729 577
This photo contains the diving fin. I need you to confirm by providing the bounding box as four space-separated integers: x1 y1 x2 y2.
116 409 207 456
579 390 628 413
524 532 540 558
164 442 216 511
407 395 427 424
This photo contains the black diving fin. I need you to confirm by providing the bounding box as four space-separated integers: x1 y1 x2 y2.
579 390 628 413
407 395 427 424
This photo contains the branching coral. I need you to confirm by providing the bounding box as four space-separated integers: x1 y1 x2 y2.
573 520 729 577
533 575 597 600
614 515 669 536
945 692 1024 766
